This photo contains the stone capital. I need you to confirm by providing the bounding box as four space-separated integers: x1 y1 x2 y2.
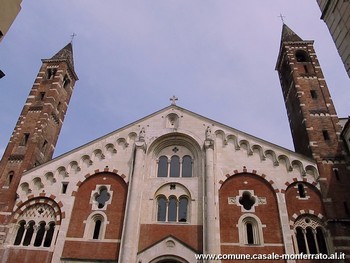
204 139 214 150
135 141 147 152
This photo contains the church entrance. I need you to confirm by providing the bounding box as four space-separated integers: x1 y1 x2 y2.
150 255 189 263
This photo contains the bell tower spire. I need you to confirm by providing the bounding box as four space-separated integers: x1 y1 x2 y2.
0 43 78 214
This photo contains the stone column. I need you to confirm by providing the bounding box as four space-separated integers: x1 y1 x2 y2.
204 138 220 261
119 140 146 263
277 192 296 263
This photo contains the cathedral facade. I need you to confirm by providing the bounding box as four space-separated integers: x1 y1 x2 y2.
0 24 349 263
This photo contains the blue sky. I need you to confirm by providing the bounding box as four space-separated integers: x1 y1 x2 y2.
0 1 349 159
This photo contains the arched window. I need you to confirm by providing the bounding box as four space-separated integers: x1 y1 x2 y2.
294 216 329 254
34 222 46 247
182 156 192 177
246 222 254 244
12 204 58 248
178 197 188 222
316 227 328 254
23 221 35 246
93 220 102 239
170 156 180 177
156 145 194 178
157 156 168 177
243 218 260 245
43 222 55 247
157 196 167 221
168 197 177 222
296 227 307 253
83 213 107 240
238 215 264 246
14 220 26 245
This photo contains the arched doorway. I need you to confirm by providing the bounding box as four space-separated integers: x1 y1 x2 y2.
150 255 189 263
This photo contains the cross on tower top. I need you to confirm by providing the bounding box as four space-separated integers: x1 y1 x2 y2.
70 33 77 43
170 95 178 105
278 13 286 24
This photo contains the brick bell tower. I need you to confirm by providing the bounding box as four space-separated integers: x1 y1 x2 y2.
0 43 78 221
276 24 350 255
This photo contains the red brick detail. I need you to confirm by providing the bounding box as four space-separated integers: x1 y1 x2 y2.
121 174 126 179
61 211 65 219
113 169 118 174
233 170 239 174
57 201 63 208
261 174 266 178
139 224 202 253
281 189 286 194
39 193 46 197
269 180 274 185
84 173 91 179
76 181 82 187
275 189 280 193
104 167 109 172
28 194 34 199
252 170 257 174
303 178 307 182
94 169 100 173
285 182 290 186
292 178 298 182
62 241 120 261
49 194 56 200
16 201 23 207
2 248 53 263
71 191 77 196
243 168 247 172
219 180 224 184
66 173 127 243
219 173 283 245
225 174 230 178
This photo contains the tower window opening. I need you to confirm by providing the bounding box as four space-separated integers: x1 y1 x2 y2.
322 130 330 141
295 50 310 62
310 90 317 99
4 171 14 187
297 183 306 198
62 74 70 89
46 68 56 79
62 182 68 194
20 133 30 146
333 169 340 180
39 92 45 101
42 140 48 152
